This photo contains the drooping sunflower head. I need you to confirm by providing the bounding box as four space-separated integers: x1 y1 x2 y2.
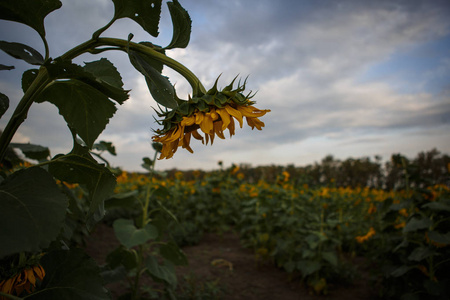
152 77 270 159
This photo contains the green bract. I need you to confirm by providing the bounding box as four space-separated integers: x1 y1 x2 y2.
154 77 256 134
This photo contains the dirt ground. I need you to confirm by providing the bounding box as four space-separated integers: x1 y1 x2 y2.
85 224 380 299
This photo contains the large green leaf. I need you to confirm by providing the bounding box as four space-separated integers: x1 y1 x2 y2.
0 167 68 258
45 59 129 105
113 218 158 249
403 217 432 233
129 50 178 109
145 255 177 287
0 0 62 38
165 0 191 49
112 0 162 37
83 58 129 103
0 92 9 119
48 153 116 222
35 80 117 148
10 143 50 161
29 249 110 299
0 41 44 65
428 231 450 245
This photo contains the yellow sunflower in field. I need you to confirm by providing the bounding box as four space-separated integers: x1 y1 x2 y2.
152 77 270 159
0 264 45 298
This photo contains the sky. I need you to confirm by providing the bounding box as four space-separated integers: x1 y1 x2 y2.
1 0 449 171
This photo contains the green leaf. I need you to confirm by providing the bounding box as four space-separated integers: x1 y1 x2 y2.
10 143 50 161
0 92 9 119
403 217 432 233
0 41 44 65
93 140 117 156
35 80 117 148
129 50 178 109
106 246 138 271
0 0 62 38
422 202 450 212
0 64 14 70
112 0 162 37
48 153 116 222
0 167 68 258
33 249 110 299
428 231 450 245
45 59 129 105
22 69 39 93
283 261 296 273
407 246 434 261
165 0 191 49
296 260 321 277
105 191 139 210
113 218 158 249
145 255 177 287
160 242 188 266
83 58 129 103
390 265 413 277
321 251 338 266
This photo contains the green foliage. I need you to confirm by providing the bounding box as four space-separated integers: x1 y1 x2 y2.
0 167 67 257
113 219 158 249
0 0 62 39
33 249 110 299
0 0 199 299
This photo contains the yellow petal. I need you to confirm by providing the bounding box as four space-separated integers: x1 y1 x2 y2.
216 108 231 130
246 117 265 130
214 121 225 139
199 113 214 135
225 105 243 128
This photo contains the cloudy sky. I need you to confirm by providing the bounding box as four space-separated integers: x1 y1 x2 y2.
1 0 449 171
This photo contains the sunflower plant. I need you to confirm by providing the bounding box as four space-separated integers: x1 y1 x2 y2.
0 0 269 299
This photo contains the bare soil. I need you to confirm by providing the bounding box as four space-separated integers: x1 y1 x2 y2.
85 224 380 299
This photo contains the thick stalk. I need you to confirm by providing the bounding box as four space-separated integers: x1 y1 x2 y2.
0 68 51 162
60 37 206 95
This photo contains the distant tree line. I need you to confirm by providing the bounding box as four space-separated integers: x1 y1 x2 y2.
225 148 449 190
162 149 450 190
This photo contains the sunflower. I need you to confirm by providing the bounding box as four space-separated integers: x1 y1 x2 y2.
152 78 270 159
0 264 45 298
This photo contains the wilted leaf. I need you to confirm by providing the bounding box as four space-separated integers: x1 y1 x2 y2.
0 0 62 38
33 249 110 300
129 50 177 109
35 80 117 148
0 167 68 258
165 0 191 49
0 41 44 65
113 218 159 249
112 0 162 37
